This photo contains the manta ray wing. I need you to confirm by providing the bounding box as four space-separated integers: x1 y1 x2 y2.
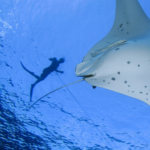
76 0 150 105
82 0 150 62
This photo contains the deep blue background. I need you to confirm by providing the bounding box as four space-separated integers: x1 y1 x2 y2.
0 0 150 149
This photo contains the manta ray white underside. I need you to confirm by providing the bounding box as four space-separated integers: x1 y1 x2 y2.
76 0 150 105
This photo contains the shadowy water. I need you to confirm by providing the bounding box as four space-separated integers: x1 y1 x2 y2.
0 97 51 150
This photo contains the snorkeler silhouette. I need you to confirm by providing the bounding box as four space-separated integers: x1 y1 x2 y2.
20 57 65 102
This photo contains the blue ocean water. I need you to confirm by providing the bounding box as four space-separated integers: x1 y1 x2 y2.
0 0 150 149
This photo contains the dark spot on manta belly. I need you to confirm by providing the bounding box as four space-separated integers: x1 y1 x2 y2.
118 72 120 74
119 24 123 28
138 64 140 67
127 61 130 64
124 81 127 84
111 77 115 81
115 48 120 51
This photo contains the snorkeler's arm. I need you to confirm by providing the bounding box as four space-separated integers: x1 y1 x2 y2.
49 57 56 61
55 70 64 73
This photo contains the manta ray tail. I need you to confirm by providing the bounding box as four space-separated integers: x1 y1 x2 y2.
27 78 84 111
20 61 39 79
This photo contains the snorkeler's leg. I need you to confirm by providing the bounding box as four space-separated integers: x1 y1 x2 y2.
30 80 41 102
20 61 40 79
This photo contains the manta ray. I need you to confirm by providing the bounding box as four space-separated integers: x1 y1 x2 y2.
76 0 150 105
28 0 150 110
